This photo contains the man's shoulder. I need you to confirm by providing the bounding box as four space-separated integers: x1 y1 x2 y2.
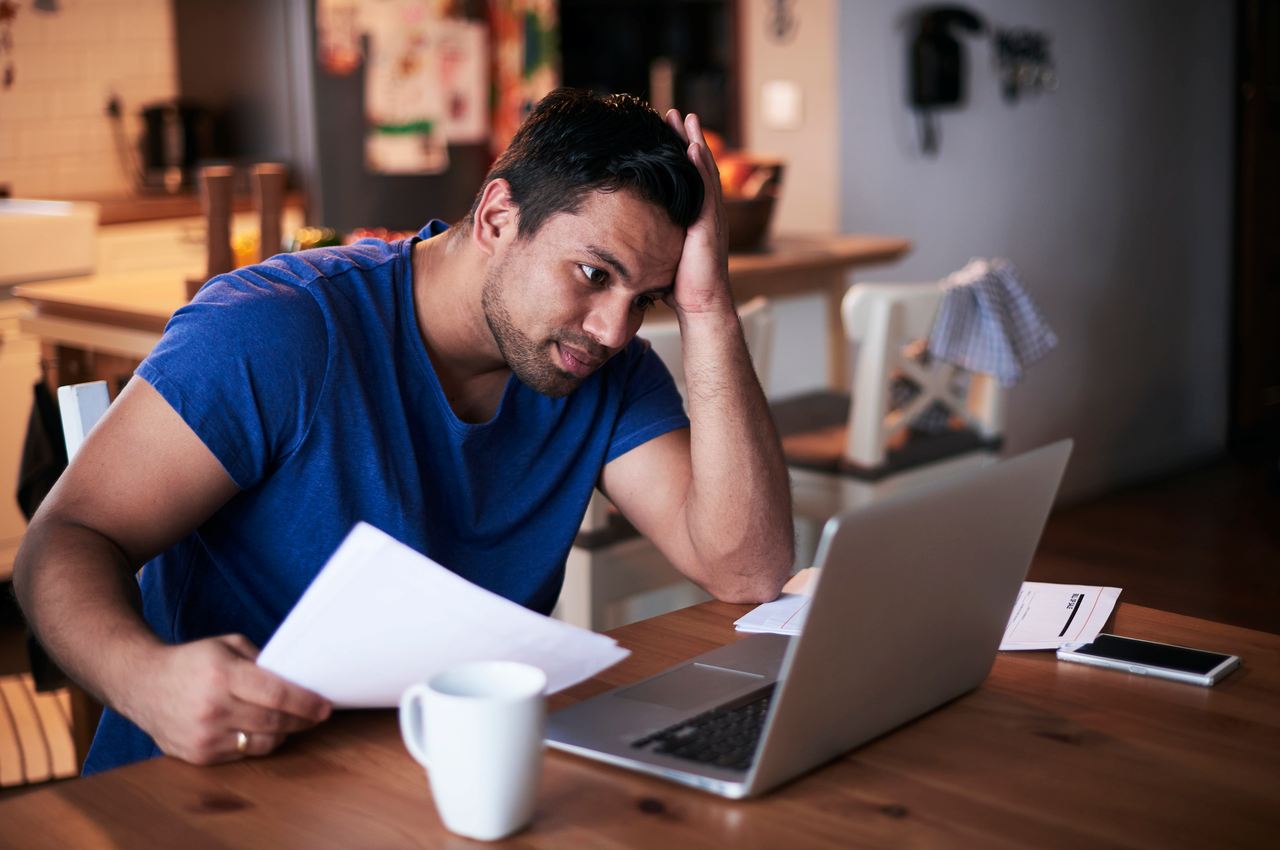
190 239 409 324
254 239 404 290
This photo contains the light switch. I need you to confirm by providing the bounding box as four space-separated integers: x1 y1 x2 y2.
761 80 803 130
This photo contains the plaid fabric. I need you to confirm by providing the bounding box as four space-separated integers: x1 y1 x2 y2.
927 258 1057 388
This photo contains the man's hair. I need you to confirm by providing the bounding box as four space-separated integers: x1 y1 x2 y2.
467 88 704 238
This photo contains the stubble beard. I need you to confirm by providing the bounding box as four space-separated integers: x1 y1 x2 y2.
481 257 586 399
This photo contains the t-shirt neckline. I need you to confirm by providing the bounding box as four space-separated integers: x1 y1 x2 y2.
400 220 520 435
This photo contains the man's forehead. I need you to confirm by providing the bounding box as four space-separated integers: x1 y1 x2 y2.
539 190 684 279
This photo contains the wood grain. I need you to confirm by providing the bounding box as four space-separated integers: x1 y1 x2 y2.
0 602 1274 848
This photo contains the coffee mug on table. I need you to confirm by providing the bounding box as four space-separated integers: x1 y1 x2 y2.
399 661 548 841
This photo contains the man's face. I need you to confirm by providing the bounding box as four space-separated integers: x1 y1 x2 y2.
481 189 685 397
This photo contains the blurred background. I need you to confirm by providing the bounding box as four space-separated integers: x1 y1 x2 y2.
0 0 1273 606
0 3 1276 791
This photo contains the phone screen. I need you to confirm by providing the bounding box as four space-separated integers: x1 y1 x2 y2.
1076 635 1230 675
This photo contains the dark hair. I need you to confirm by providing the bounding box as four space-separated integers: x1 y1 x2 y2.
467 88 704 238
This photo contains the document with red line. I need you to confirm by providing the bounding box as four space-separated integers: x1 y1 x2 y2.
999 582 1122 651
733 593 811 636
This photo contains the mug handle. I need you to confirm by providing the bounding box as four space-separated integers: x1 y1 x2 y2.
398 683 432 767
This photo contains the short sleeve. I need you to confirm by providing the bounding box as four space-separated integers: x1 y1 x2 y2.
604 338 690 463
135 269 331 489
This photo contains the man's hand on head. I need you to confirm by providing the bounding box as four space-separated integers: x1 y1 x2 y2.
126 634 332 766
664 110 734 319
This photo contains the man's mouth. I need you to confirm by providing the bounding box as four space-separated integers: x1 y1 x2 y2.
556 342 603 378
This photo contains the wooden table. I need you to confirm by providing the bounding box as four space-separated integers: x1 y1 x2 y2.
15 234 911 391
0 601 1274 848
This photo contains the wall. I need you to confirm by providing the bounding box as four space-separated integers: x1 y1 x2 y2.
740 0 842 397
838 0 1233 500
0 0 178 198
745 1 1234 502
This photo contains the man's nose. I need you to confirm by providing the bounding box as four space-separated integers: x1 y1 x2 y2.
582 295 634 352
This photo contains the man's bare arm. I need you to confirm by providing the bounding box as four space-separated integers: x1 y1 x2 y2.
598 112 793 603
14 377 330 764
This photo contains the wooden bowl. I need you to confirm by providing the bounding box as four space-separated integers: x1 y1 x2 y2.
720 156 784 252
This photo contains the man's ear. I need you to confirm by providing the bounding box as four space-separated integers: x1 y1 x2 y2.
471 179 519 257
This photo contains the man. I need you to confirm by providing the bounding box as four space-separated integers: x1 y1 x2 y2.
14 89 793 774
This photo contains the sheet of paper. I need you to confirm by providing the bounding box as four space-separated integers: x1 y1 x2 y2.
258 522 629 707
734 593 811 636
999 582 1122 650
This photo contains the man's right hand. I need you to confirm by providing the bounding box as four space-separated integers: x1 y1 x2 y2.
14 378 331 767
126 634 332 765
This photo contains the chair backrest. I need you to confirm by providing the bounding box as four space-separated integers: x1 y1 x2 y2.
641 296 775 400
842 283 942 343
841 283 1005 468
579 299 776 534
57 381 110 461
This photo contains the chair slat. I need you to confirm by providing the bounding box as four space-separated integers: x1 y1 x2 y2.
0 675 52 783
0 682 25 786
27 675 77 779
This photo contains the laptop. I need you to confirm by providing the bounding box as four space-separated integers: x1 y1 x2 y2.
546 440 1072 798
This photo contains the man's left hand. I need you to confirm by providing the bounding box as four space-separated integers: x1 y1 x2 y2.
664 110 734 318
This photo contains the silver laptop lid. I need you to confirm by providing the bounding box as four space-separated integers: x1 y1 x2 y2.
744 440 1072 795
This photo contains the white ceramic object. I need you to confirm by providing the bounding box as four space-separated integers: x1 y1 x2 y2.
399 661 547 842
0 199 98 285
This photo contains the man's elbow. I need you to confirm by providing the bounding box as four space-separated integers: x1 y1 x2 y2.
706 570 787 605
708 584 779 606
702 541 793 605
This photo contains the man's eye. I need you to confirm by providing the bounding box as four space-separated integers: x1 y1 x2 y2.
633 294 656 312
579 264 607 285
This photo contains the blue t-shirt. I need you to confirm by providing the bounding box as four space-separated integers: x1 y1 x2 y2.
83 220 689 774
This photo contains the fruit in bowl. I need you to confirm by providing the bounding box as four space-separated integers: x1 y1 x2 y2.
718 154 785 252
701 130 784 251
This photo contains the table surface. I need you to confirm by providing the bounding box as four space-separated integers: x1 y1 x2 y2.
13 234 912 334
0 601 1275 849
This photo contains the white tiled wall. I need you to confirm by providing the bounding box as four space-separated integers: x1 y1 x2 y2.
0 0 178 198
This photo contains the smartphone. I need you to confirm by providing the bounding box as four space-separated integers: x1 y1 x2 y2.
1056 633 1240 687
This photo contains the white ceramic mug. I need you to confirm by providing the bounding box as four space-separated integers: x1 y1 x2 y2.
399 661 548 842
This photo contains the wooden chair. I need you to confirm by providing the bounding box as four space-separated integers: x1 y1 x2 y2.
0 380 110 785
555 299 776 631
772 283 1005 564
0 673 78 788
640 297 775 400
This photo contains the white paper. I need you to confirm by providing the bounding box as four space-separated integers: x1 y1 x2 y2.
999 582 1122 651
258 523 629 706
438 19 490 143
734 593 811 636
733 577 1121 652
363 0 449 174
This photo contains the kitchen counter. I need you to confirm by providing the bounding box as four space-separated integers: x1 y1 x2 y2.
59 191 307 226
16 232 912 390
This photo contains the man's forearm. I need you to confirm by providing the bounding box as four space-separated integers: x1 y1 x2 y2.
13 517 165 715
678 307 793 601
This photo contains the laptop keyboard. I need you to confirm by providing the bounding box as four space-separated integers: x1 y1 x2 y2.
630 688 775 772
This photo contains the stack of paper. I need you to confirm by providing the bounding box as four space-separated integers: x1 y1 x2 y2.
258 522 629 706
733 593 810 636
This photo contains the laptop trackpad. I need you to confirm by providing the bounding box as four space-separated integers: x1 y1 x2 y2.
615 663 764 712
